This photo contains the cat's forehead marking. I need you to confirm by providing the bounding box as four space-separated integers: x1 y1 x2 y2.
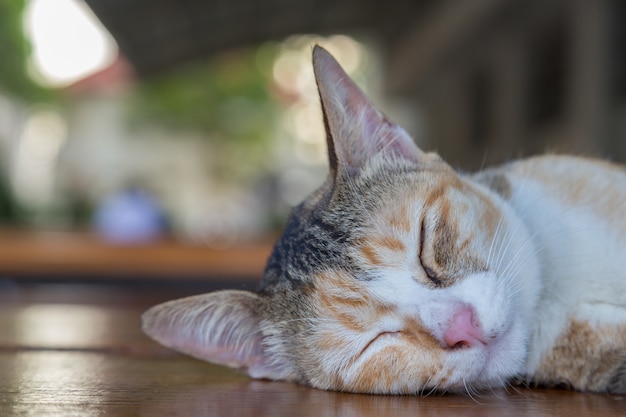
424 183 447 207
431 200 460 270
445 180 504 249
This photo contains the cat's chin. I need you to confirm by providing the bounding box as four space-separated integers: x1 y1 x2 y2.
449 321 527 393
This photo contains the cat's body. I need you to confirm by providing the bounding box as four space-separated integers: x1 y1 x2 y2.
475 156 626 392
142 46 626 394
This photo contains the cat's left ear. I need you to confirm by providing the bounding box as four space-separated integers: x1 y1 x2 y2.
141 290 292 381
312 45 424 175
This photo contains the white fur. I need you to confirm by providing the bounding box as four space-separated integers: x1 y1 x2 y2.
504 168 626 374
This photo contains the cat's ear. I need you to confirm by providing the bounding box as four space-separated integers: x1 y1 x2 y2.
312 45 424 175
141 290 289 380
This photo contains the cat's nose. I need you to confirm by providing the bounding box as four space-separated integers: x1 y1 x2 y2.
442 306 486 349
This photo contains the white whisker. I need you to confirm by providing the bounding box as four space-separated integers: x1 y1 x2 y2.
487 214 505 267
463 378 486 405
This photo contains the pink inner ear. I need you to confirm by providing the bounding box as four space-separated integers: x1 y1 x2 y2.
141 291 289 380
312 45 424 172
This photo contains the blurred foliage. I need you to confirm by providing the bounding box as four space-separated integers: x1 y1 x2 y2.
0 0 50 101
0 174 16 222
131 45 282 182
0 0 39 224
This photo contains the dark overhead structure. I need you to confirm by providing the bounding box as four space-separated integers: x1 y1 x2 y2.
83 0 431 78
84 0 626 169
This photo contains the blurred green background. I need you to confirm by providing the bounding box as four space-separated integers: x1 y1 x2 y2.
0 0 624 247
0 0 377 245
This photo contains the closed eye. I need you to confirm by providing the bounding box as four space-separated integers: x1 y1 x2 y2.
419 220 443 286
358 331 401 358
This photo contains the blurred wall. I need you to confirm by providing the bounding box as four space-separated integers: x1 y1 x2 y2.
384 0 625 170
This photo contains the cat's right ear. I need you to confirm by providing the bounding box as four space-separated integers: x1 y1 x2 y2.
312 45 424 176
141 290 291 380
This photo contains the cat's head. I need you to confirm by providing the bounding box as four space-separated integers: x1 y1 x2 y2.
142 46 540 394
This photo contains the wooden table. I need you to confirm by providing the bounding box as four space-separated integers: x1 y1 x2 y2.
0 230 273 280
1 282 624 417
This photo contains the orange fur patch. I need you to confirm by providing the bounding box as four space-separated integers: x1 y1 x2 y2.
374 236 406 252
350 345 405 392
315 270 391 333
388 205 411 234
424 184 446 207
534 318 626 392
359 244 382 266
511 156 626 234
403 316 442 351
358 234 408 269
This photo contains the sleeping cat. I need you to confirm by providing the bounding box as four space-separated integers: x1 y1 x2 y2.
142 45 626 395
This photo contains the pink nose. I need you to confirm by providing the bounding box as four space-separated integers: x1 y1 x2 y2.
442 306 486 349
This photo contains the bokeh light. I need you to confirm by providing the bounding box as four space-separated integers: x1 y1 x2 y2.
24 0 118 87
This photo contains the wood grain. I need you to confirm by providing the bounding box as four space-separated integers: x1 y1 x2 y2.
0 284 624 417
